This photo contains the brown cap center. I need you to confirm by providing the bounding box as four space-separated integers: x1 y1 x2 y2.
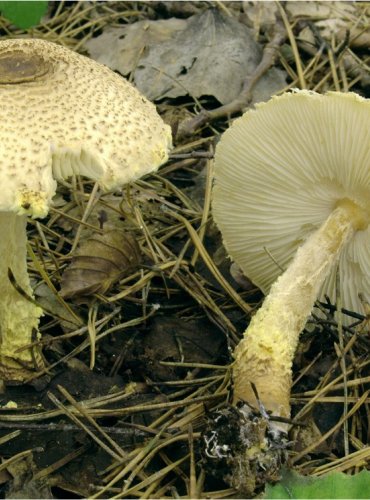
0 50 50 84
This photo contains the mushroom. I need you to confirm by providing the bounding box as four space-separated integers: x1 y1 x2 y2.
0 38 172 382
213 90 370 430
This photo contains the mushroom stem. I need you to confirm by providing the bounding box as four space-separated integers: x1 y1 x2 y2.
232 200 367 428
0 213 43 381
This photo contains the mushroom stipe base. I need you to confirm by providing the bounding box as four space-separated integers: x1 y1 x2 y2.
202 404 287 496
232 201 364 429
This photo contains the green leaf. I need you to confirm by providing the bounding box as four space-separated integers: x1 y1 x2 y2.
265 469 370 499
0 1 48 29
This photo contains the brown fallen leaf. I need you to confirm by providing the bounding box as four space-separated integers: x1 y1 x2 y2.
86 9 286 106
133 8 285 105
84 18 186 76
60 230 141 299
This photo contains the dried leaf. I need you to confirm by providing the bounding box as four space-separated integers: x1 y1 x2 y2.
55 189 159 236
243 1 279 31
60 230 141 299
86 9 286 106
245 1 356 32
6 453 52 499
134 9 262 105
286 0 355 21
84 18 186 76
288 1 357 43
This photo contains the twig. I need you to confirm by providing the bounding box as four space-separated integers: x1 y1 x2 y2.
177 20 287 138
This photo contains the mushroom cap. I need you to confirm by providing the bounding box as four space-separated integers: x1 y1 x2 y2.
213 90 370 315
0 38 172 217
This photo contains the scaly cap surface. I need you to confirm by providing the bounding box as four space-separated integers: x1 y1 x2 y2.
213 90 370 314
0 38 172 217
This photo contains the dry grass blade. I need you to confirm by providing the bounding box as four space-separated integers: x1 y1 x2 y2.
114 455 190 499
32 444 90 481
312 447 370 476
27 243 83 326
90 429 168 498
56 384 127 459
276 2 306 89
291 390 370 464
0 430 21 445
47 390 124 462
190 157 214 267
168 209 252 314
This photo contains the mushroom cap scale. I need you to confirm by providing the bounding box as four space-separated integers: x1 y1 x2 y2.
0 38 172 217
213 90 370 315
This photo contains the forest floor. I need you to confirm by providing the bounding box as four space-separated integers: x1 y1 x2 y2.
0 2 370 498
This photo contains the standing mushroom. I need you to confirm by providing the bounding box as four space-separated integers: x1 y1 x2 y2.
0 38 172 382
213 90 370 429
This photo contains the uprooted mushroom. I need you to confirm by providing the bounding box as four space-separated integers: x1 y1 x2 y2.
0 38 172 382
212 90 370 488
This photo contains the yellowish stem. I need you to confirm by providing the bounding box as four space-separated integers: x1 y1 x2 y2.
232 201 367 425
0 213 44 381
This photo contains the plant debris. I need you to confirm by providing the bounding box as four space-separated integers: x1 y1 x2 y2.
86 8 287 106
60 230 142 300
84 18 187 77
0 1 369 499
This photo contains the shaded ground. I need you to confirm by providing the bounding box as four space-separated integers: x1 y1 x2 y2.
0 1 370 498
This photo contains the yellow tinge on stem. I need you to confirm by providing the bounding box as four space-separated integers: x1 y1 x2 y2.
232 200 369 425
